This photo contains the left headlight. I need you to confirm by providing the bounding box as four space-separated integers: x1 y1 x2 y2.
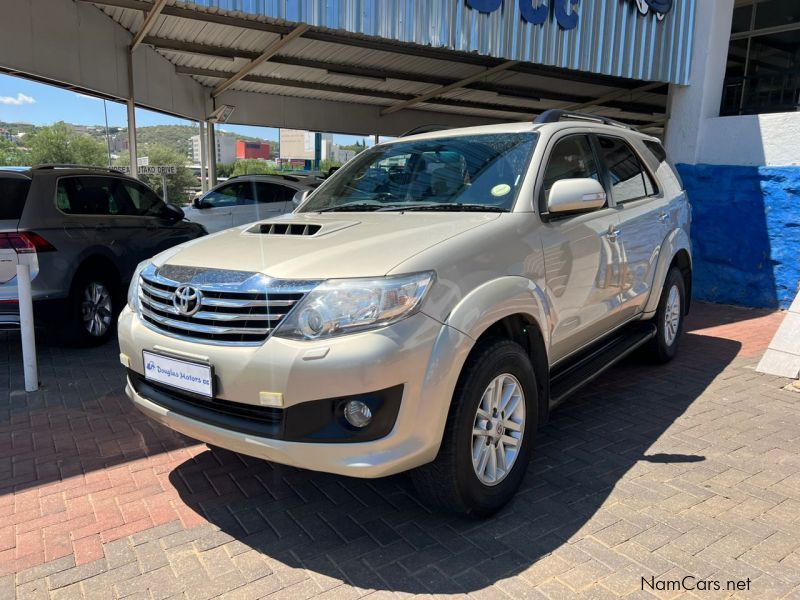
274 271 435 340
127 260 151 314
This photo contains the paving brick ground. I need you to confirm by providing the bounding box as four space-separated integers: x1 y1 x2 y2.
1 302 798 599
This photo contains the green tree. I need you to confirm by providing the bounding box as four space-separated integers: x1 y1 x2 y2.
319 159 342 173
231 160 278 177
26 122 107 166
116 145 196 205
0 138 28 166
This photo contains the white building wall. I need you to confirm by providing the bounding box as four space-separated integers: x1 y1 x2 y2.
698 113 800 167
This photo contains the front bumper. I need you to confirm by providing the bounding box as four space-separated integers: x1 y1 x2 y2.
119 307 473 478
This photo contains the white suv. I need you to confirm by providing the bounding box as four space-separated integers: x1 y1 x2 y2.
119 111 691 516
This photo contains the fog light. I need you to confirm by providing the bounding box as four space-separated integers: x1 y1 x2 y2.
344 400 373 428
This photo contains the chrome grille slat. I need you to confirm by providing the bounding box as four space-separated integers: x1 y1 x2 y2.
140 307 273 336
138 268 318 345
140 296 287 322
201 297 297 308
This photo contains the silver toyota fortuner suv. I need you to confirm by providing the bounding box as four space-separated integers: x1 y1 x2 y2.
119 111 691 516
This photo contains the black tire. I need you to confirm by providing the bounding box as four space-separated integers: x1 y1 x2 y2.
411 338 538 517
64 270 119 347
644 266 686 363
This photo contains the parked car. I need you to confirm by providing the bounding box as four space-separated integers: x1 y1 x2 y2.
0 165 206 344
119 111 691 516
184 174 320 233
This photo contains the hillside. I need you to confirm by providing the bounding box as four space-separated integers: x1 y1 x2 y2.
0 121 279 157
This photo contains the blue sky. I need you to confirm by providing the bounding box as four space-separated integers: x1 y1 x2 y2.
0 73 373 146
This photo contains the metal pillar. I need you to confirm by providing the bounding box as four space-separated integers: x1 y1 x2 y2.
206 121 217 188
374 134 380 145
17 264 38 392
127 53 139 179
198 121 208 193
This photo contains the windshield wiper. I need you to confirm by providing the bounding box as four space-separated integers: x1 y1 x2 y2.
314 203 384 213
377 203 510 213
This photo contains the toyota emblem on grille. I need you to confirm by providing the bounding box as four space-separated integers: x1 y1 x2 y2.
173 285 202 316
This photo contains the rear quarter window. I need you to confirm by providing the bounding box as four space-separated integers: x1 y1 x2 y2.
0 177 31 220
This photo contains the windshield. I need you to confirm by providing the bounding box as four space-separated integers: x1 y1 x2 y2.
299 132 538 213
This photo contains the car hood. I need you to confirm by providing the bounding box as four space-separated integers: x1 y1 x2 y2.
154 211 501 279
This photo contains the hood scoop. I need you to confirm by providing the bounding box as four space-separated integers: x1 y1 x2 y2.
246 219 359 237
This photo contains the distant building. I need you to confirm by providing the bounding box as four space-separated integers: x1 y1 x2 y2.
191 134 236 165
236 140 271 160
0 128 13 143
332 146 356 164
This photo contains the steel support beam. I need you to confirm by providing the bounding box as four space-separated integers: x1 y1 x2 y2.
206 121 217 188
381 61 519 116
211 24 308 98
557 82 666 112
198 120 208 193
126 54 139 180
179 66 662 124
130 0 167 51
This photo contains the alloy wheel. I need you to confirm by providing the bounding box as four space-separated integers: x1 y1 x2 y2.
663 284 681 346
81 282 113 337
471 373 526 486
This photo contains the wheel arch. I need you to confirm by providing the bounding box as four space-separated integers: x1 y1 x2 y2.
644 229 692 316
69 252 123 298
429 276 552 429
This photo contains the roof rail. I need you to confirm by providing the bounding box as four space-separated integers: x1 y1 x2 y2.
31 164 124 172
534 110 634 130
399 124 450 137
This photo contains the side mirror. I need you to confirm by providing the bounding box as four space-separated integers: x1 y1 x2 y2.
164 203 185 221
291 190 309 208
192 197 203 209
547 178 607 214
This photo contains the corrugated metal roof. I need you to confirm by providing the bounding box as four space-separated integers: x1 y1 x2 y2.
189 0 695 84
94 0 671 127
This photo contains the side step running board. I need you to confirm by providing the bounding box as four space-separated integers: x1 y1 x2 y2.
549 322 657 407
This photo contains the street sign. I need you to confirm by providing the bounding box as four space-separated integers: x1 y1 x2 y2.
114 165 177 175
137 156 149 167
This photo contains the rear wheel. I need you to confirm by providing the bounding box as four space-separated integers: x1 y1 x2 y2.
65 271 117 346
411 339 537 517
644 266 685 363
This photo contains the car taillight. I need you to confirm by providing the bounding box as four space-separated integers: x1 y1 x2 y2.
0 232 56 254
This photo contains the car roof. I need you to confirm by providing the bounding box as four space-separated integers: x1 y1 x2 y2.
384 119 658 145
214 174 319 189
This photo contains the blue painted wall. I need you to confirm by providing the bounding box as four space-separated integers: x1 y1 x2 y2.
677 164 800 309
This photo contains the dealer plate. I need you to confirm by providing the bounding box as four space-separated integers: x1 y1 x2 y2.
142 351 214 398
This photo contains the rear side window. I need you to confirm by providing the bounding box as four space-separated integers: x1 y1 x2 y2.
0 177 31 220
596 136 654 203
644 140 667 163
57 176 139 216
255 183 295 204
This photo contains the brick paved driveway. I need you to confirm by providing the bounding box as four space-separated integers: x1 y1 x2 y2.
1 303 799 599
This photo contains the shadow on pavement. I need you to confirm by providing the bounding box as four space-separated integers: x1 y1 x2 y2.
170 330 740 594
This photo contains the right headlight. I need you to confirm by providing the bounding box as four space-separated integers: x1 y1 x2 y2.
274 271 435 340
127 260 151 314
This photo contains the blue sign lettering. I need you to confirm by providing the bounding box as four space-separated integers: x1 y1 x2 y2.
467 0 671 29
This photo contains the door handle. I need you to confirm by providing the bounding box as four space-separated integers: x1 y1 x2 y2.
658 212 669 223
95 222 109 231
606 225 621 242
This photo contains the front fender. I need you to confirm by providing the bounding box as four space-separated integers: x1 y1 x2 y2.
643 228 692 316
417 276 550 459
438 275 551 353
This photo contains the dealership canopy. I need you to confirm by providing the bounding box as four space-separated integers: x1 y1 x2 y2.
0 0 696 137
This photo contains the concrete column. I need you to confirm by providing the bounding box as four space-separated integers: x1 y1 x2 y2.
198 121 208 193
664 0 735 165
206 121 217 188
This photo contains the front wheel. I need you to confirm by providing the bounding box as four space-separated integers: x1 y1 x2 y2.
411 339 538 517
644 267 686 363
65 272 117 346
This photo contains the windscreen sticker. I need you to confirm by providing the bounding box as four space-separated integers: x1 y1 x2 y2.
491 183 512 197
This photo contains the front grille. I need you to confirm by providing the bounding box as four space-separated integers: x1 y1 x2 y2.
139 267 316 344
